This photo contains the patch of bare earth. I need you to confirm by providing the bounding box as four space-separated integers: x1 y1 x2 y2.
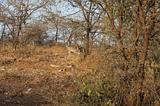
0 45 91 106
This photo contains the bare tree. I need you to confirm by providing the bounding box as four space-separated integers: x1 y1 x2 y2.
95 0 160 105
67 0 103 56
0 0 51 50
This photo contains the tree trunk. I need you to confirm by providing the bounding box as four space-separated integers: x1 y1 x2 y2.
55 25 58 42
1 23 6 41
138 27 149 106
85 27 90 55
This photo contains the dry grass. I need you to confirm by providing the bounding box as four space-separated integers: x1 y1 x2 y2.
0 44 159 106
0 44 94 106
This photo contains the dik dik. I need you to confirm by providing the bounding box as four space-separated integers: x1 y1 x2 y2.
65 44 86 59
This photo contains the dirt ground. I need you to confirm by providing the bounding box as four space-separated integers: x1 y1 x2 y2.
0 45 92 106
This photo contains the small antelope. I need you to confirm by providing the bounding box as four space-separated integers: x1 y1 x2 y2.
65 34 85 60
65 43 86 60
66 44 81 55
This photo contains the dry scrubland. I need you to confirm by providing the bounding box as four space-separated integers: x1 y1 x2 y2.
0 43 160 106
0 43 104 106
1 0 160 105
